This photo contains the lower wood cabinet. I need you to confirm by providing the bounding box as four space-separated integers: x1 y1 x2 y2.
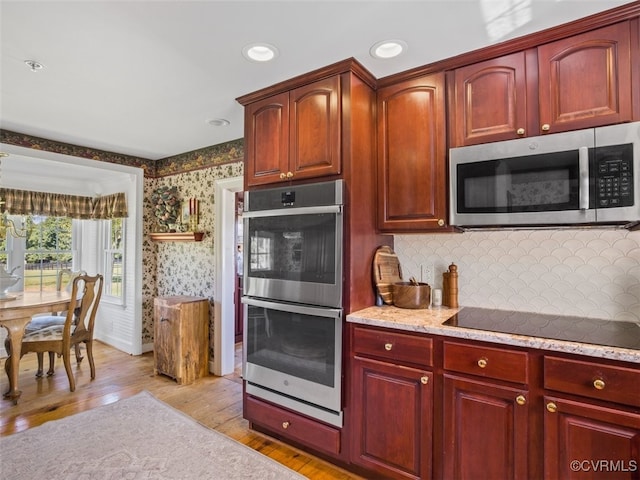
348 324 639 480
442 374 529 480
153 296 209 385
543 354 640 480
244 394 341 457
351 357 433 480
543 395 640 480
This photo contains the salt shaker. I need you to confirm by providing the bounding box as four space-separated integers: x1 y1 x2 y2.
442 263 459 308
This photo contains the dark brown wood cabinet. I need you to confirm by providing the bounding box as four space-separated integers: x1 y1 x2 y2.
449 51 531 146
537 21 633 135
543 396 640 480
376 73 448 231
442 341 530 480
351 325 434 479
244 395 341 458
243 76 341 188
450 21 635 146
443 374 530 480
543 355 640 480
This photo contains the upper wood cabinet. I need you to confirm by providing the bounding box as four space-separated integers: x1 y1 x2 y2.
449 51 531 146
537 21 633 134
244 76 341 187
377 73 448 231
450 21 635 146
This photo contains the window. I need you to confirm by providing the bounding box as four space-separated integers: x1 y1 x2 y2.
103 217 124 301
249 231 274 271
24 216 73 292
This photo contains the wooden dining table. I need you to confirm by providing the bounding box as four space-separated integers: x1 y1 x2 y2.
0 291 72 404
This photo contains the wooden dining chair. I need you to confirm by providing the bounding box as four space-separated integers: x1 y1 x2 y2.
25 269 87 377
6 274 104 392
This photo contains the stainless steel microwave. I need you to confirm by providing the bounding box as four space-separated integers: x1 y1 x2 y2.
449 122 640 229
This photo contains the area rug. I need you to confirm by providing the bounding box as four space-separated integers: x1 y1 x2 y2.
0 391 307 479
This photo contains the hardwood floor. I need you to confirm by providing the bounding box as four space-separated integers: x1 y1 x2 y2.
0 341 365 480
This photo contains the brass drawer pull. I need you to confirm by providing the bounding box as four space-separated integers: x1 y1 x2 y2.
541 124 550 131
593 379 605 390
421 376 429 385
282 421 290 429
516 395 526 406
384 343 393 351
279 173 287 179
286 171 294 178
516 128 525 135
546 402 557 413
477 358 488 368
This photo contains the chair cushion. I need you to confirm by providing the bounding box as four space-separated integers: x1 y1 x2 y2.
25 316 66 334
23 324 65 343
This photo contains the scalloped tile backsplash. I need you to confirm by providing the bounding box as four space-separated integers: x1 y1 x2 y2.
394 229 640 322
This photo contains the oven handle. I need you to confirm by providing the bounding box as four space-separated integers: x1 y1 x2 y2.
241 296 342 319
243 205 342 218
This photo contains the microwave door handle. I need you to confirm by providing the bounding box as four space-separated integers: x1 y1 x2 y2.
579 146 589 210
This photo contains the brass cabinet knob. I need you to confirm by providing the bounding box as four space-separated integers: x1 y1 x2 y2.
437 219 445 227
541 124 550 131
384 343 393 351
286 171 294 178
282 421 290 429
421 376 429 385
516 128 525 135
516 395 526 406
593 379 605 390
279 172 287 179
546 402 557 413
477 358 488 368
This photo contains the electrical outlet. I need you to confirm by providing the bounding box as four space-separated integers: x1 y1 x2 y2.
421 263 434 286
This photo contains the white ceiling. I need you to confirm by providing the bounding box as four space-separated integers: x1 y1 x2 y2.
0 0 633 166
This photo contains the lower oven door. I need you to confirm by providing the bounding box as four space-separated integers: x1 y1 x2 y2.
242 296 343 427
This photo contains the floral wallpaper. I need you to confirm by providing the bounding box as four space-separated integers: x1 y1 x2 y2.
2 128 244 364
144 162 244 360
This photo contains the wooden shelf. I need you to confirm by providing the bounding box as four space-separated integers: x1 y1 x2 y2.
149 232 205 242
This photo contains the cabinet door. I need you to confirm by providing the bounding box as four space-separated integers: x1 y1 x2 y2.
154 305 179 379
377 73 447 231
537 21 633 134
351 356 433 480
244 92 290 187
450 52 530 146
443 374 529 480
544 395 640 480
289 76 341 180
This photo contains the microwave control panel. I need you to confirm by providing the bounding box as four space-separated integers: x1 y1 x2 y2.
595 143 634 208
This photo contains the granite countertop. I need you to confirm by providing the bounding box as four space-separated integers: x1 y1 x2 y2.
346 305 640 364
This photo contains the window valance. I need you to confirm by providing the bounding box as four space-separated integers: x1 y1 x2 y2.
0 188 128 219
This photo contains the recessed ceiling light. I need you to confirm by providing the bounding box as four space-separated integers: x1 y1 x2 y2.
242 43 279 62
206 118 230 127
370 40 407 59
24 59 44 72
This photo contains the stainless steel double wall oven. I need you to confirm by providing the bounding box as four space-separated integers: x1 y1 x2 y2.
242 180 344 427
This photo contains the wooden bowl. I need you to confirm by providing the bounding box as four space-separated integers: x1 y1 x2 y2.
392 282 431 309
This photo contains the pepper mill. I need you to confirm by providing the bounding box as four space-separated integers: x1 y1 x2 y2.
442 263 459 308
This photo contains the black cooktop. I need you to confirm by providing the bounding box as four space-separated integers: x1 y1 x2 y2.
443 307 640 350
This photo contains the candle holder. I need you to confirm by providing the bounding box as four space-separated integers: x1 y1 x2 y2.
189 217 198 232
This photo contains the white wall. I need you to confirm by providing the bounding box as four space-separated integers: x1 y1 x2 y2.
395 228 640 322
0 143 144 355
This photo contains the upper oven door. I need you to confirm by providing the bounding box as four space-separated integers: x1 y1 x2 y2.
450 129 596 227
243 204 343 308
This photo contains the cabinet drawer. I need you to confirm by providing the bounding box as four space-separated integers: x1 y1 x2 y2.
544 356 640 408
443 341 529 384
352 325 433 367
244 395 340 457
